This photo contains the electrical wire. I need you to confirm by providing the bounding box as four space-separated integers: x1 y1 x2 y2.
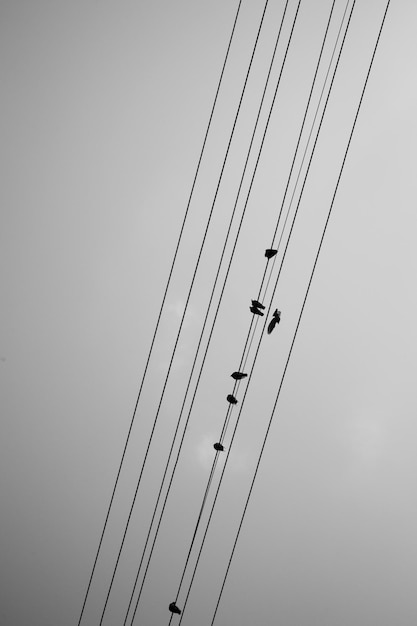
211 4 391 622
75 3 243 624
238 0 349 400
176 2 358 621
122 3 292 622
98 2 273 623
166 0 324 623
123 3 304 623
260 0 350 303
167 452 221 626
125 5 308 624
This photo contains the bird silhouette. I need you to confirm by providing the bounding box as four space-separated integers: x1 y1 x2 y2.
250 305 264 316
214 442 224 451
169 602 181 615
231 371 247 380
264 248 277 259
251 299 265 309
267 309 281 334
227 394 238 404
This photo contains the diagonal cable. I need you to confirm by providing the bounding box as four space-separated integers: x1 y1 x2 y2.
98 1 272 623
211 4 391 622
75 3 243 624
177 2 358 621
260 0 349 302
122 3 292 622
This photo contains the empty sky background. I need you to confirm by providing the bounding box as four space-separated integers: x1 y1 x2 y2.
1 1 417 625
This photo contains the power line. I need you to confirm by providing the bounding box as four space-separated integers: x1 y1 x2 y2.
75 3 244 624
98 1 273 623
122 2 292 622
176 2 357 621
211 4 391 622
129 1 306 621
270 0 349 250
167 451 221 626
261 0 350 301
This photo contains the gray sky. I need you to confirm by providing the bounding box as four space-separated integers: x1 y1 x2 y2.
1 1 417 625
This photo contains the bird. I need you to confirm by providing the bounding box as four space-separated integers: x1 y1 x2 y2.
250 305 264 316
169 602 181 615
231 371 247 380
227 394 238 404
214 442 224 451
251 299 265 309
265 248 277 259
267 309 281 334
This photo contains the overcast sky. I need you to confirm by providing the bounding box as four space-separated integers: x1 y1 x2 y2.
1 1 417 625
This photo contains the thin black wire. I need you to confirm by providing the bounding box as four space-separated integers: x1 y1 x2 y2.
256 0 342 299
173 452 220 601
75 3 243 625
176 256 275 626
219 399 239 444
169 0 305 427
98 2 272 623
211 5 390 621
167 384 239 626
254 0 342 346
188 0 302 429
261 0 349 303
236 0 344 515
270 0 346 249
141 1 304 620
122 4 289 622
126 2 289 620
177 2 357 621
182 0 302 411
166 306 267 625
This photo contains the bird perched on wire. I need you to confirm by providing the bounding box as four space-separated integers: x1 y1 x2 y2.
264 248 277 259
227 394 238 404
231 371 247 380
214 442 224 452
250 305 264 316
250 299 265 316
169 602 181 615
267 309 281 334
251 299 265 309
